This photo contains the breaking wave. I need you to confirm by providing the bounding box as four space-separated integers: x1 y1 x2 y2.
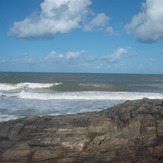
18 91 163 100
0 82 62 91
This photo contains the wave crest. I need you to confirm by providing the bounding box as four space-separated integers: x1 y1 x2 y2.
0 82 62 91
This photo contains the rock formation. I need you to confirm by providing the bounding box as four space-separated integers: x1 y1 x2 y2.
0 98 163 163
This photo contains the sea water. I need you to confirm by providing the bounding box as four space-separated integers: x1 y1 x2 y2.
0 72 163 122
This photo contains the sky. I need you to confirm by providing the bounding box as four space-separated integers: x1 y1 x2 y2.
0 0 163 74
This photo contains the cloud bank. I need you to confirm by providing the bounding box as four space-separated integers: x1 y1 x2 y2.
125 0 163 43
44 50 86 63
9 0 111 39
0 48 128 67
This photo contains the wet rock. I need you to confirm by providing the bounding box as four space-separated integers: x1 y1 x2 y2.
0 98 163 162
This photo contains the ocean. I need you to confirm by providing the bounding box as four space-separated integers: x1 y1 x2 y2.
0 72 163 122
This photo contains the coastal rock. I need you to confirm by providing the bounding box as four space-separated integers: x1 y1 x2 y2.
0 98 163 162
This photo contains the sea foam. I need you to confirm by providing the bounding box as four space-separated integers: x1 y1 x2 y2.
18 91 163 100
0 113 22 122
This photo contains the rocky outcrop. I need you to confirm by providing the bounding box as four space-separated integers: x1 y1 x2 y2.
0 98 163 163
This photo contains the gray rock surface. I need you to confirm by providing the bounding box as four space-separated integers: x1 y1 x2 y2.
0 98 163 163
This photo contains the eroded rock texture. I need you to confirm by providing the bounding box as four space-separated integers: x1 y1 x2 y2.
0 98 163 163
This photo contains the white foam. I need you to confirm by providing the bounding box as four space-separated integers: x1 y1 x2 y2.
0 83 17 91
18 91 163 100
17 82 62 89
0 92 19 98
0 82 62 91
0 113 21 122
79 83 107 88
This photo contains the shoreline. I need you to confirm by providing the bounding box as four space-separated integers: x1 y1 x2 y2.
0 98 163 162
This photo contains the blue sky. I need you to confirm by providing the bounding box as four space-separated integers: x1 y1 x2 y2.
0 0 163 74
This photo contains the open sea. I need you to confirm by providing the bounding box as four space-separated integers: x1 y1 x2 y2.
0 72 163 122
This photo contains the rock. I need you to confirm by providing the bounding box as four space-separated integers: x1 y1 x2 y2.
2 143 33 162
57 158 76 163
92 135 105 145
0 98 163 162
32 150 64 161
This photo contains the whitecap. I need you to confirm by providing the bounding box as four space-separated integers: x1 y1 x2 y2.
18 91 163 100
0 82 62 91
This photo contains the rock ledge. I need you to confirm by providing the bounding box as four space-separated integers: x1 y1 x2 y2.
0 98 163 163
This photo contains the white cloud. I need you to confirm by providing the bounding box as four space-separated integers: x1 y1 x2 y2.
125 0 163 43
66 50 86 59
90 13 110 26
9 0 92 39
105 26 116 35
84 13 110 31
101 48 127 63
9 0 112 39
44 50 86 63
44 51 63 61
44 48 129 66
